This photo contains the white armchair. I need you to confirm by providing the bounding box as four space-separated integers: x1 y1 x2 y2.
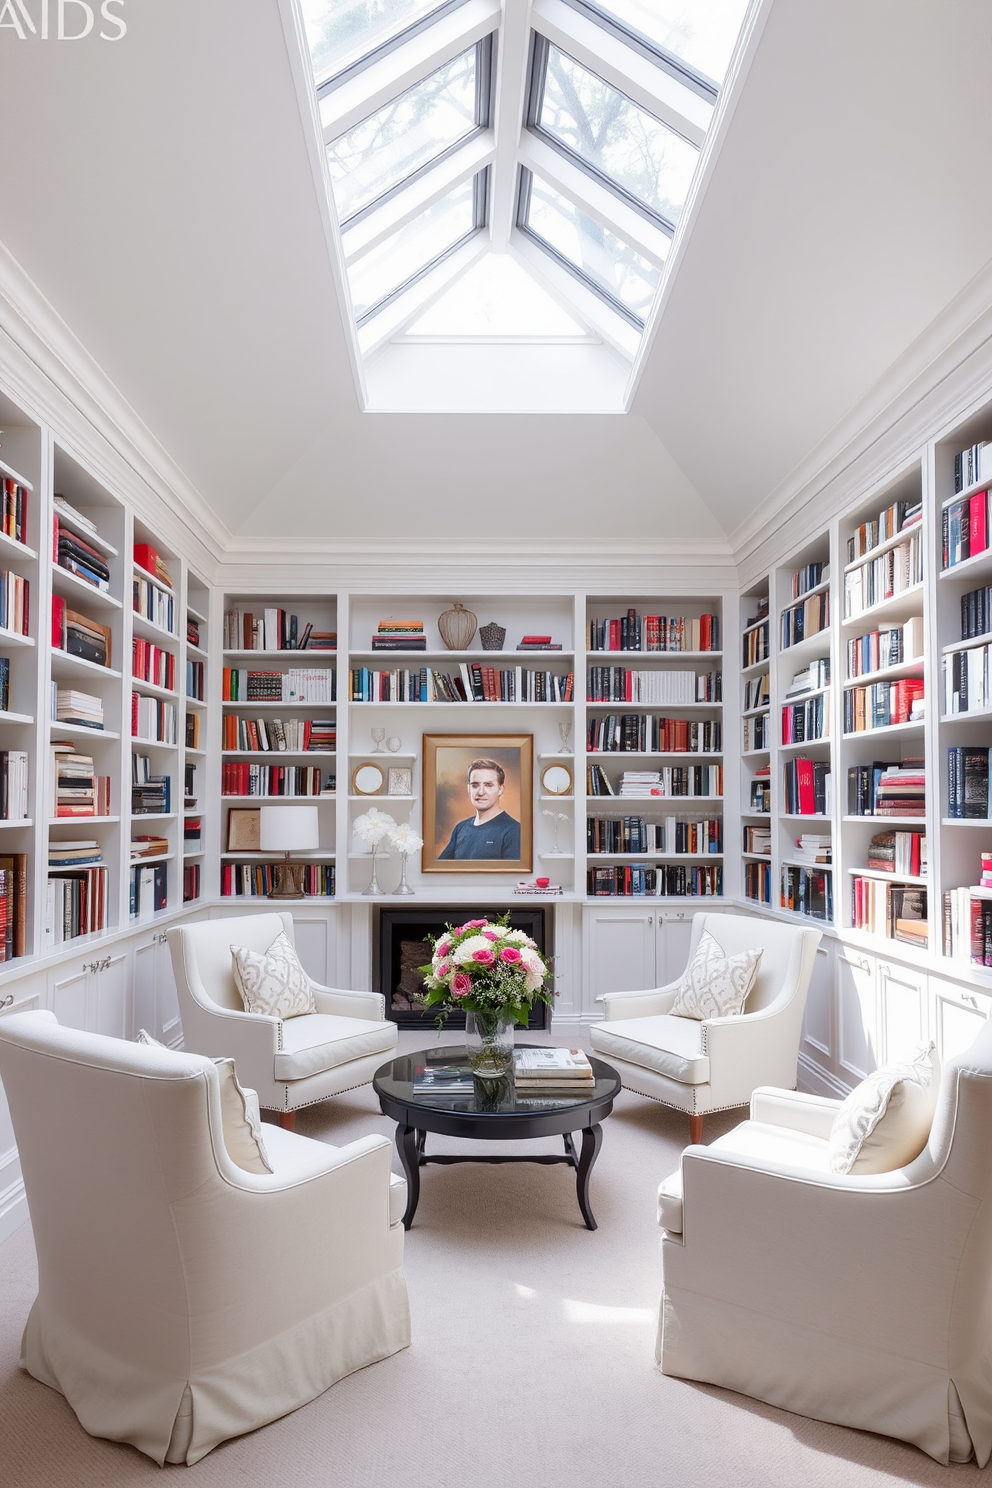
590 912 820 1142
167 912 397 1128
655 1019 992 1466
0 1010 410 1466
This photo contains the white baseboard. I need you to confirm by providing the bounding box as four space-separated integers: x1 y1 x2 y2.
0 1172 27 1245
798 1052 852 1099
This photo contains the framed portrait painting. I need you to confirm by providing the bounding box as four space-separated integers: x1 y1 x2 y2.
422 733 533 874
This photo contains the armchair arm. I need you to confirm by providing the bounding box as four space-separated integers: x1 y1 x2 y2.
700 1003 805 1106
185 1005 282 1101
599 981 680 1020
311 985 387 1021
750 1086 841 1140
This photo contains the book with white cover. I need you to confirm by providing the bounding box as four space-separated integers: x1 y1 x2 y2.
514 1047 593 1079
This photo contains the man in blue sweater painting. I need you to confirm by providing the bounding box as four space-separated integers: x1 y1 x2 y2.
439 759 521 859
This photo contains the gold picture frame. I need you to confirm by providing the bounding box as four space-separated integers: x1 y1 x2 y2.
352 763 385 795
226 807 260 852
422 733 533 874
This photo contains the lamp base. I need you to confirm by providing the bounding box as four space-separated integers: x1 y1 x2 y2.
267 858 305 899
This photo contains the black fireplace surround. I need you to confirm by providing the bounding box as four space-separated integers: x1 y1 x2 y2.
375 906 551 1030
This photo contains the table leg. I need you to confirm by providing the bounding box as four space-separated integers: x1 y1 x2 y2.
575 1123 603 1231
397 1125 421 1230
562 1131 577 1166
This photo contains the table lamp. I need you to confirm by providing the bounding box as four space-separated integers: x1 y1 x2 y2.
259 804 320 898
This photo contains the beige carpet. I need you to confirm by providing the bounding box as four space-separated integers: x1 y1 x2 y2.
0 1029 979 1485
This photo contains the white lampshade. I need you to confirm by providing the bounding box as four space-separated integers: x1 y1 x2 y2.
259 804 320 854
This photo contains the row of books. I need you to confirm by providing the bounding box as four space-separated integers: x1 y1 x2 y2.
953 441 992 493
586 668 720 704
782 758 831 815
185 659 204 701
846 617 923 679
55 524 109 592
744 860 771 903
185 712 200 749
44 866 108 945
51 742 110 817
781 865 833 920
220 763 330 796
943 487 992 570
791 562 828 599
616 765 723 798
781 592 828 650
866 830 926 876
0 852 26 959
221 716 335 752
743 713 768 752
748 775 770 813
347 667 571 704
224 608 335 652
943 643 992 715
0 750 28 820
785 659 831 698
2 476 27 546
947 746 990 819
586 716 722 755
943 885 992 964
187 616 200 648
132 637 175 692
961 583 992 641
0 657 9 712
184 818 202 852
132 693 177 744
183 863 200 903
223 668 336 703
846 499 921 562
221 862 335 897
743 672 769 710
588 612 719 653
790 833 831 865
132 754 170 815
587 864 722 897
847 760 924 817
133 575 175 634
842 678 924 733
586 816 722 854
52 597 110 665
782 694 828 745
845 535 922 619
743 619 770 668
743 824 771 855
130 862 168 919
851 878 927 946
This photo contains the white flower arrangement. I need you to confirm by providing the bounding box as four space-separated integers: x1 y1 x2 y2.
354 807 396 848
389 822 423 855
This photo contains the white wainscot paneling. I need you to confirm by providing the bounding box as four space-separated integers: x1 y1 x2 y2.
836 946 878 1085
876 956 928 1065
289 909 337 987
799 940 834 1090
930 976 992 1062
0 975 46 1242
583 906 658 1004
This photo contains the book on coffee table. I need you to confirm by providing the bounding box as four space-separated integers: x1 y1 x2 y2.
514 1047 595 1092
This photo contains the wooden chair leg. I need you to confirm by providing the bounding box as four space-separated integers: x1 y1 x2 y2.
689 1113 703 1145
278 1111 296 1132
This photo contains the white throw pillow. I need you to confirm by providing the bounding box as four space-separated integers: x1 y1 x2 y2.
231 930 315 1019
213 1057 273 1175
828 1041 939 1175
134 1027 164 1046
671 929 763 1021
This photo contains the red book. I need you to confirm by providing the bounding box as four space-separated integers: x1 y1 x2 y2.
795 757 816 814
134 542 160 574
970 492 989 556
52 593 66 649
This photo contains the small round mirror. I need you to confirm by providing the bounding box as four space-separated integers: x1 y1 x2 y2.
353 763 385 796
541 764 572 796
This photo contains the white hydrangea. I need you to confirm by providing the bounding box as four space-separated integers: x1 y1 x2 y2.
503 930 537 947
451 935 494 965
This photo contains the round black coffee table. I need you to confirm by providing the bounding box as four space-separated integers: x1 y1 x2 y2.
373 1045 621 1231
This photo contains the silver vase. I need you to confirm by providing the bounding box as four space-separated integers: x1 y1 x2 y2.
395 851 415 895
362 842 385 896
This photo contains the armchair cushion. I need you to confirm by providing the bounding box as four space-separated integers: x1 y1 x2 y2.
231 930 316 1019
828 1041 939 1175
671 929 762 1021
590 1014 710 1085
273 1013 398 1082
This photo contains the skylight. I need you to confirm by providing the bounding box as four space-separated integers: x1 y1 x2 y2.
298 0 751 405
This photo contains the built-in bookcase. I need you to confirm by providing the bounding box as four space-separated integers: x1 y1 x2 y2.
740 580 771 905
182 575 209 905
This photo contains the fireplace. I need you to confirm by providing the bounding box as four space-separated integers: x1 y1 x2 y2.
375 906 551 1029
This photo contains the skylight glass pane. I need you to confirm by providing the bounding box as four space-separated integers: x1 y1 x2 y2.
302 0 443 84
585 0 749 85
405 254 589 337
348 178 477 320
327 48 478 222
538 46 699 225
524 174 661 323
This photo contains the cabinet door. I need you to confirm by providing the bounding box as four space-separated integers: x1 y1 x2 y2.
93 953 128 1040
50 962 90 1031
583 909 657 1001
836 947 878 1083
291 909 337 987
133 936 181 1046
877 957 928 1065
930 976 991 1061
656 909 693 986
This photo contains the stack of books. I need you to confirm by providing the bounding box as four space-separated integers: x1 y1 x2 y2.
867 831 926 876
51 742 109 817
49 841 102 868
56 524 110 591
517 634 562 651
412 1062 475 1099
304 629 336 650
875 760 926 817
791 833 831 865
134 543 173 589
130 834 169 860
184 817 202 852
372 621 425 651
52 599 112 667
56 688 104 730
514 1047 595 1093
132 754 171 815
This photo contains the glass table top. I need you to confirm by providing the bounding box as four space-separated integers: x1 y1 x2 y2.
374 1044 620 1118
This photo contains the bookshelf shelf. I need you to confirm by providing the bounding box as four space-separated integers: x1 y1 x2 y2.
0 629 34 649
0 712 34 726
51 564 120 610
843 523 922 571
56 723 120 741
130 677 178 701
132 612 178 643
846 867 928 887
51 651 121 682
0 818 31 828
940 549 992 581
0 531 37 562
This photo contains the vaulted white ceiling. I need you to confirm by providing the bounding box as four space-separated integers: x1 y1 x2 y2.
0 0 990 558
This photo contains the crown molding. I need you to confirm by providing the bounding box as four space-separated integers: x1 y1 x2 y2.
731 254 992 580
0 239 231 575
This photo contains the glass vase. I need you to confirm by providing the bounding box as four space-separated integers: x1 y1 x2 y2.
464 1009 515 1077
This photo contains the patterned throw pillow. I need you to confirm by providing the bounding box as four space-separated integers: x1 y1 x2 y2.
134 1030 272 1174
231 930 316 1019
671 929 763 1021
828 1041 939 1175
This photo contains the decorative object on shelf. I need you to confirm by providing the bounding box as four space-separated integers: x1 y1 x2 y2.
421 733 533 874
387 736 402 752
258 804 320 899
387 766 412 796
226 807 260 852
437 601 477 651
354 806 396 896
370 727 386 753
558 721 571 753
419 913 554 1075
542 808 570 853
388 821 423 896
479 621 506 651
352 763 385 795
541 763 572 796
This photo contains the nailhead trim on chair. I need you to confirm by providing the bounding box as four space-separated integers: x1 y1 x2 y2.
265 1075 376 1115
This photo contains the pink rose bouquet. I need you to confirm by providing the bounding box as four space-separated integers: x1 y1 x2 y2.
420 913 553 1028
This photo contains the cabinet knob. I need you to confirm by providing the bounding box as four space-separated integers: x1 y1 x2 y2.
0 993 12 1010
647 915 653 926
962 992 978 1008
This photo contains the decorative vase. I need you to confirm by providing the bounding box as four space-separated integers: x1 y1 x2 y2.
438 602 477 651
395 851 414 895
479 621 506 651
473 1072 513 1112
362 841 385 896
464 1009 515 1077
